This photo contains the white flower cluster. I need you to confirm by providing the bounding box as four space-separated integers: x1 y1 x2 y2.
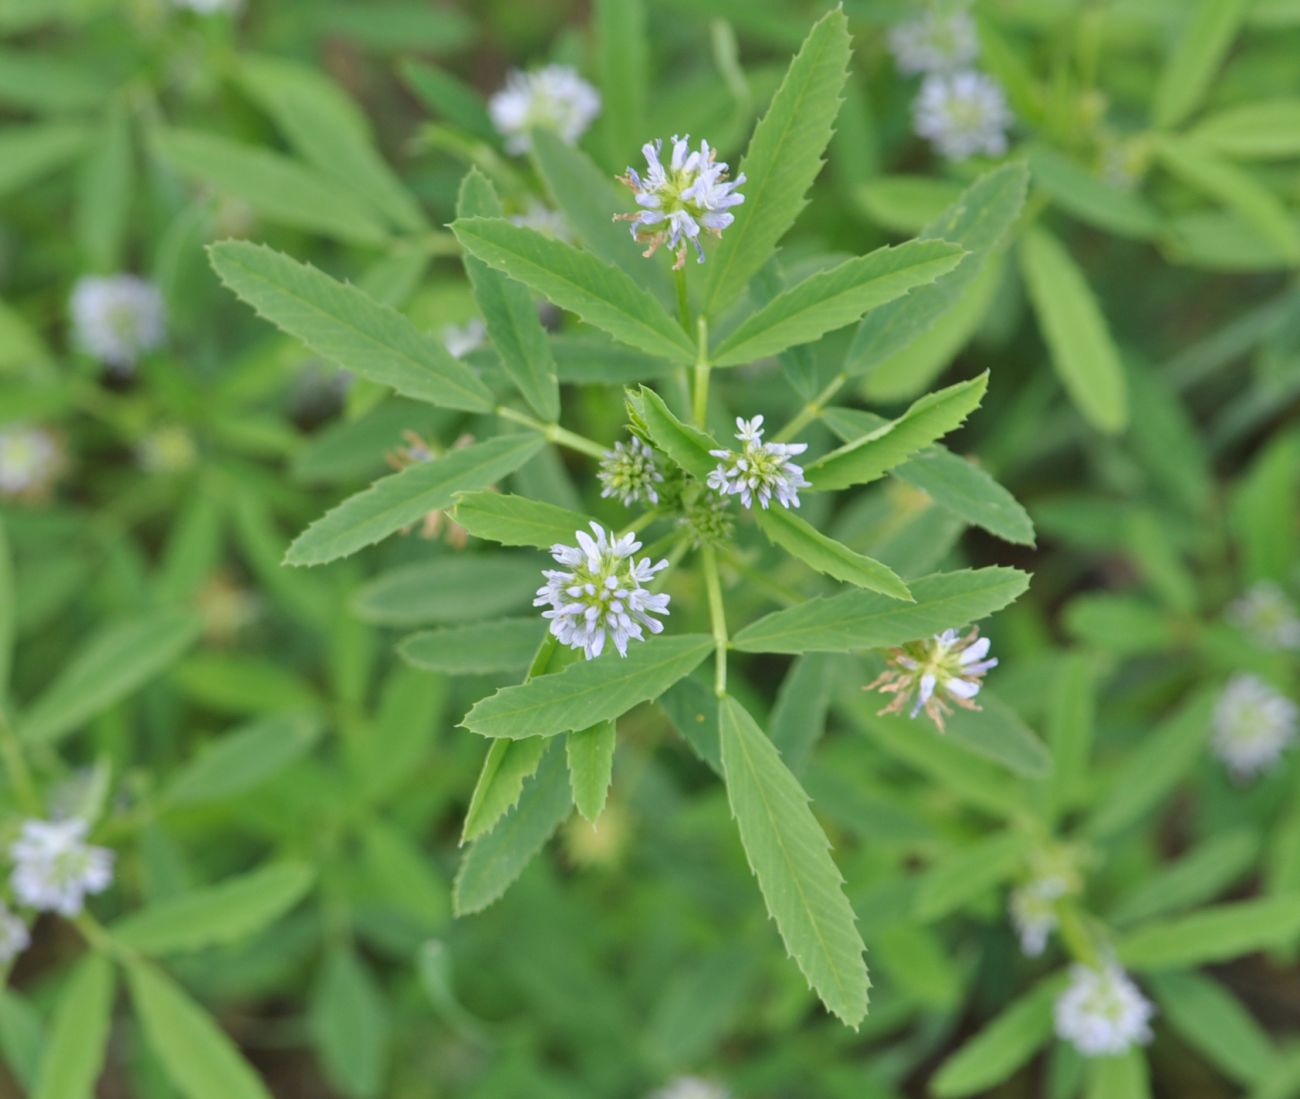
489 65 601 155
0 424 61 499
866 627 997 731
0 904 28 965
1008 848 1082 957
598 436 664 507
171 0 241 12
440 318 487 360
1229 582 1300 651
707 416 809 510
9 818 114 919
619 135 746 267
535 523 671 659
648 1078 730 1099
1212 674 1297 781
510 202 571 241
69 274 165 371
888 4 1012 161
1054 963 1155 1058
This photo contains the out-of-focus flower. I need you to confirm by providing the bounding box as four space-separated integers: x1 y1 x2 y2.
489 65 600 155
1212 674 1297 781
678 486 734 548
388 431 476 546
137 425 198 474
618 135 745 268
1229 582 1300 651
914 70 1012 160
564 801 630 868
0 424 62 500
511 202 572 241
707 415 808 510
0 904 29 965
866 627 997 732
1008 848 1082 957
1054 963 1154 1057
197 572 262 645
441 318 487 360
535 522 670 659
648 1078 730 1099
888 6 979 75
172 0 242 12
10 818 114 917
599 436 664 507
69 274 165 371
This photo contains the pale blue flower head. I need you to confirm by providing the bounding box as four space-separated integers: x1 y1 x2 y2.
914 70 1012 160
707 415 808 510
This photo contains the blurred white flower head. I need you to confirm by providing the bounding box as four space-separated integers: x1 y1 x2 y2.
69 274 165 371
648 1078 730 1099
441 318 487 360
171 0 242 12
707 415 809 510
535 522 671 659
599 436 664 507
1054 963 1154 1057
489 65 600 155
0 904 29 965
0 424 61 498
1228 582 1300 651
511 202 572 242
137 424 198 475
10 818 114 917
618 135 746 268
866 626 997 731
1008 848 1081 957
888 6 979 75
1212 674 1297 780
914 70 1012 160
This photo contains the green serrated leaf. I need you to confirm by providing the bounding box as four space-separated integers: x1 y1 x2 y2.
754 507 911 600
462 738 548 844
734 567 1029 654
631 385 719 480
451 492 593 549
718 695 869 1026
286 434 545 566
32 953 114 1099
567 720 617 822
400 618 544 675
208 241 493 412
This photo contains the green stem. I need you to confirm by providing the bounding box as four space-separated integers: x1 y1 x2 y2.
701 543 728 697
0 710 40 815
692 316 711 428
774 371 848 442
716 544 803 607
620 510 658 538
674 264 692 333
495 406 607 460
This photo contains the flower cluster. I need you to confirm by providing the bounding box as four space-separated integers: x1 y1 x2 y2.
510 202 572 241
535 523 671 659
1008 848 1083 957
489 65 601 155
599 436 664 507
887 7 979 75
0 904 28 965
441 318 487 360
0 424 62 500
1229 582 1300 651
1054 963 1155 1057
678 486 734 548
9 817 114 919
618 136 746 268
69 274 165 371
866 626 997 731
707 416 809 510
1212 674 1297 781
648 1078 730 1099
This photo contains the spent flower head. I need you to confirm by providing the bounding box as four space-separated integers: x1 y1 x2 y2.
1054 963 1155 1058
618 135 746 268
1228 582 1300 651
535 522 670 659
0 424 62 499
69 274 165 371
10 818 114 917
914 70 1012 160
707 416 809 510
489 65 601 155
599 435 663 507
0 904 29 965
1212 673 1297 781
866 626 997 732
888 6 979 75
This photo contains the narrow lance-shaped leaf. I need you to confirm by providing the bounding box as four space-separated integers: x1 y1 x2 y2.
452 492 594 550
1148 971 1280 1086
700 8 852 317
1152 0 1252 129
285 434 545 567
754 507 912 601
1117 895 1300 970
309 948 391 1099
0 124 86 199
807 373 988 492
400 618 544 676
451 217 694 362
32 953 114 1099
567 720 617 822
718 695 869 1026
1190 99 1300 159
209 241 494 413
734 567 1030 654
164 711 322 806
456 168 560 420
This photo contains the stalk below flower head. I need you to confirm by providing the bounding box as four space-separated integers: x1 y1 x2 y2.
489 65 601 155
10 817 114 917
1212 673 1297 781
0 903 29 965
69 273 165 371
0 423 61 499
914 70 1012 160
618 135 745 268
598 435 663 507
707 416 809 510
535 522 671 659
1054 962 1154 1057
888 6 979 75
1228 581 1300 651
865 626 996 731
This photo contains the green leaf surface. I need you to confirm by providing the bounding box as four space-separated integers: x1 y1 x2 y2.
0 988 42 1093
808 373 987 491
769 653 835 776
1118 895 1300 970
286 434 545 566
916 831 1033 921
463 635 714 739
21 610 201 745
1111 831 1258 926
944 691 1052 778
567 720 617 822
1149 971 1279 1086
711 240 964 366
75 104 132 271
400 618 544 675
718 695 869 1026
209 241 493 412
754 506 911 600
127 962 273 1099
1018 227 1128 433
0 124 85 197
700 9 852 316
734 567 1029 654
1028 145 1162 240
457 169 560 419
462 737 548 844
1153 0 1251 129
309 948 391 1099
451 217 693 361
451 492 593 549
631 385 720 480
32 953 114 1099
164 711 322 805
353 553 542 626
1084 1050 1152 1099
1191 99 1300 158
594 0 647 172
